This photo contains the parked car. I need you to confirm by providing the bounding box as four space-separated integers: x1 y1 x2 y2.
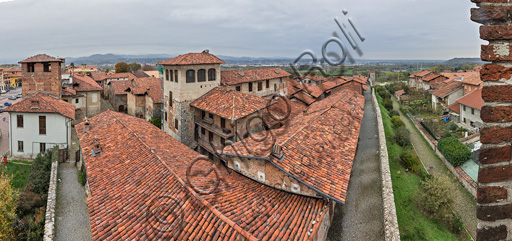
16 94 22 98
4 102 12 106
8 95 16 100
0 90 6 94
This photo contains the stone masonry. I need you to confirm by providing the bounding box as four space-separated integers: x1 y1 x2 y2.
471 1 512 240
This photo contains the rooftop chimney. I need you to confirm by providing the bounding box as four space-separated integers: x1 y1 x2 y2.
91 138 102 157
272 144 284 159
83 117 90 132
30 100 40 109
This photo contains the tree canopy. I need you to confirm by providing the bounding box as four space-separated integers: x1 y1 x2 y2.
115 62 130 73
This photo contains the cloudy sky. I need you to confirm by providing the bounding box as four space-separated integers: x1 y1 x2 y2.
0 0 484 63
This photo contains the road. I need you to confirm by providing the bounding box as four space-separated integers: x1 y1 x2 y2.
327 86 384 241
0 88 23 156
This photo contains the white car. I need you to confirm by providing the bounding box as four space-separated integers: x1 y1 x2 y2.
0 90 6 94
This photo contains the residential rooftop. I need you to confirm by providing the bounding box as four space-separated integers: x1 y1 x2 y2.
157 50 225 66
4 92 75 119
456 88 483 110
220 67 290 86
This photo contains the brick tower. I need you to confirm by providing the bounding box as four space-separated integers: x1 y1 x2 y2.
471 1 512 240
19 54 65 99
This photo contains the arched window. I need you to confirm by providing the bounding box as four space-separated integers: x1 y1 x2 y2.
186 70 195 83
208 68 216 81
197 69 206 82
175 70 178 82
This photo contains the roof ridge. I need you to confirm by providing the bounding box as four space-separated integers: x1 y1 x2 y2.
108 111 257 240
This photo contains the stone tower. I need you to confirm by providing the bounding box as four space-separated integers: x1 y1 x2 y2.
19 54 65 99
157 50 224 148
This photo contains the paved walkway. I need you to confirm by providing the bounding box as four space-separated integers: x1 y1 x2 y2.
327 87 384 241
56 162 92 241
391 96 477 239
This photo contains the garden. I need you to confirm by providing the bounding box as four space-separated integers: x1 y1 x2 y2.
375 86 469 240
0 149 56 240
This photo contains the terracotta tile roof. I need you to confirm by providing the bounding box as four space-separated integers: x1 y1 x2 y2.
2 67 21 72
292 92 316 105
191 87 269 120
394 90 405 96
89 72 107 81
126 77 163 104
460 73 482 86
5 92 75 119
263 97 306 127
441 71 477 83
456 88 483 110
62 87 76 96
19 54 64 63
132 70 150 78
422 72 447 82
71 74 103 92
76 110 329 240
351 75 368 85
220 67 290 86
157 51 225 66
109 80 132 95
303 83 324 98
430 81 463 98
224 88 364 203
409 70 431 78
448 102 460 114
104 72 137 81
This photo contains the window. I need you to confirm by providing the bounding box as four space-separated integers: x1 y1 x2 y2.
175 70 178 83
463 106 466 111
249 82 253 92
221 118 226 128
208 68 216 81
221 137 225 147
27 63 35 72
166 69 169 81
201 127 205 135
75 98 79 104
40 143 46 153
197 69 206 82
175 119 179 130
17 115 23 128
201 111 205 119
186 70 195 83
165 112 167 121
209 113 213 119
258 82 262 91
236 86 241 91
274 84 277 91
18 141 23 152
463 118 467 123
43 63 51 72
170 70 173 82
209 132 213 142
266 80 270 89
39 116 46 135
169 91 173 107
471 108 475 115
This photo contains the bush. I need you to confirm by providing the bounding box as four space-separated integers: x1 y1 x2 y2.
391 116 405 129
389 110 400 117
383 100 393 111
418 176 463 234
438 137 471 167
448 122 458 131
149 116 162 129
394 126 410 147
399 151 421 173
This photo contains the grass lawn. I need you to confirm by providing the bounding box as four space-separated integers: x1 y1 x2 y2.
377 93 465 240
1 162 32 189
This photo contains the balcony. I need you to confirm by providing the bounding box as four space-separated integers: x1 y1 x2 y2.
195 118 234 139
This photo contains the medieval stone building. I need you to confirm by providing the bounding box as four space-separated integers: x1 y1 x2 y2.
19 54 65 98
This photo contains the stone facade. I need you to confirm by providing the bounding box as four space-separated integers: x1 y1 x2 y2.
225 77 287 99
43 152 58 241
127 93 146 118
471 2 512 240
21 60 64 98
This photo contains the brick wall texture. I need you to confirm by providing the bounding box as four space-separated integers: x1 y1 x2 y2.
471 1 512 240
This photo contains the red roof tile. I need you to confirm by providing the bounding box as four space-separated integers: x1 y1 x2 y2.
430 81 463 98
191 87 269 120
157 51 225 66
90 72 107 81
224 88 364 203
126 77 163 104
448 102 460 114
109 80 132 95
5 92 75 119
460 73 482 86
394 90 405 96
62 87 77 96
456 88 483 110
220 68 290 86
76 110 329 240
409 70 431 78
71 74 103 92
19 54 64 63
292 92 316 105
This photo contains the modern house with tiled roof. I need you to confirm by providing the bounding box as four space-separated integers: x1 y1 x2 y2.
222 88 364 204
76 110 333 240
2 67 22 89
430 80 464 111
408 70 432 89
190 87 270 160
19 54 65 98
158 50 224 147
124 77 163 120
5 92 74 159
220 67 290 98
61 74 102 120
418 72 449 90
454 88 483 131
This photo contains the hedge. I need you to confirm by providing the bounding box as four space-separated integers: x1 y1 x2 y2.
437 137 471 167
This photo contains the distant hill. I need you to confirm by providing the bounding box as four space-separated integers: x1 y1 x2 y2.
65 54 173 66
443 58 487 66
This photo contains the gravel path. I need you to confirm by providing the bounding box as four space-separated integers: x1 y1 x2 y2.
391 96 477 239
56 162 92 241
327 87 384 241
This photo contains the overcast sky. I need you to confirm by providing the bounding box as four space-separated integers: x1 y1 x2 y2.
0 0 484 63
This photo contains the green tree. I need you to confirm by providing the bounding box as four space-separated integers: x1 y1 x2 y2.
115 62 130 73
128 62 142 72
0 172 18 240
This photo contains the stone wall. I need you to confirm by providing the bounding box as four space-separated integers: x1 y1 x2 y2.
372 89 400 240
43 151 59 241
471 1 512 240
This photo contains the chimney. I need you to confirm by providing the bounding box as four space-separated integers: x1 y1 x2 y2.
30 100 40 109
83 117 90 132
471 2 512 241
238 70 244 77
272 144 284 159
